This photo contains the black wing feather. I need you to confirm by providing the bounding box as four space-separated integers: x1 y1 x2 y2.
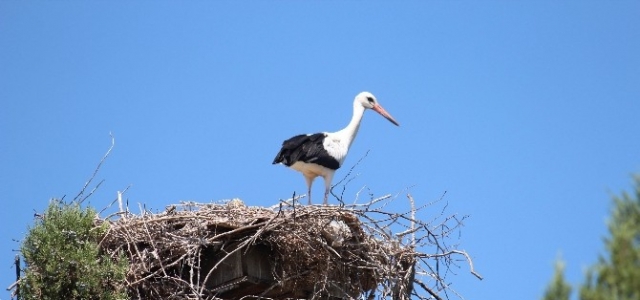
273 133 340 170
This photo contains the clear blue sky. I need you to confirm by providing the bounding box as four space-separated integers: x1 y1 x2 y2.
1 2 639 299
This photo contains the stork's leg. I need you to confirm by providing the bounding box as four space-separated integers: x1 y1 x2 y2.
322 171 335 206
323 187 329 205
304 175 314 205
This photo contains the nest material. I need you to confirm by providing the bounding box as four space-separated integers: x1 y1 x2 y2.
101 201 390 299
100 196 475 300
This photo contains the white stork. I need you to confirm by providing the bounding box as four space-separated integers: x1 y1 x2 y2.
273 91 399 205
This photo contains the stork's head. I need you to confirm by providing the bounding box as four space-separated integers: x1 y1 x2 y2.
355 91 400 126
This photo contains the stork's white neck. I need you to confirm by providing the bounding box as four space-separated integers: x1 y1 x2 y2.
335 100 366 149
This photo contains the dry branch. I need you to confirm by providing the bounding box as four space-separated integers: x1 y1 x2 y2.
75 132 115 204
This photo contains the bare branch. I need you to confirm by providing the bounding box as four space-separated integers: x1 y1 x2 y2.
75 132 115 204
417 249 483 280
331 149 369 203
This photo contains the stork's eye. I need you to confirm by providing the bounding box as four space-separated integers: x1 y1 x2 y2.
366 96 375 104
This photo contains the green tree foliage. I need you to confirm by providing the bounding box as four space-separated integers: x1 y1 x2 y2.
580 176 640 300
541 175 640 300
542 258 571 300
19 199 127 300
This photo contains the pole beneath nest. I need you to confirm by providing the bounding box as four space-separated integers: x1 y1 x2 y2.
15 254 20 300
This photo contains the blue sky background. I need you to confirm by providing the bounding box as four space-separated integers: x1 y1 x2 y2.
1 2 639 299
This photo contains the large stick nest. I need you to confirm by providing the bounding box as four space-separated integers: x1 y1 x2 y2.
99 196 480 300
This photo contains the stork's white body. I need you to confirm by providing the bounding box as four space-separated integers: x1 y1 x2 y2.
288 129 352 203
273 92 399 205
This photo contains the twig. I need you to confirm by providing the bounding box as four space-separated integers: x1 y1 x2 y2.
331 150 369 202
408 194 416 247
79 179 105 205
417 250 483 280
98 185 132 217
75 132 115 204
414 278 442 300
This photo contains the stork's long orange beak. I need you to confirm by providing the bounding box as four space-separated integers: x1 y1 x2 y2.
373 104 400 126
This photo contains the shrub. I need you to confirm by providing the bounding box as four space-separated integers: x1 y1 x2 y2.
19 199 127 300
